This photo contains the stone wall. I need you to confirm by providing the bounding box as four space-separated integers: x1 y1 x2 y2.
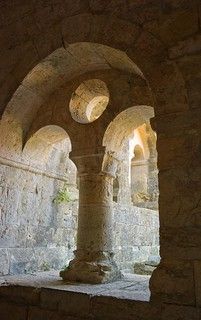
0 161 78 275
0 154 159 275
113 204 159 272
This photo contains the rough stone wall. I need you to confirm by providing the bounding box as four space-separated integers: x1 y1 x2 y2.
0 153 159 275
0 0 200 309
113 204 159 272
0 168 78 275
0 138 79 275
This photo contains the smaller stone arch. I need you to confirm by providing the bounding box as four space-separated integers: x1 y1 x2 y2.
23 125 71 168
103 105 154 160
102 105 154 206
130 124 158 209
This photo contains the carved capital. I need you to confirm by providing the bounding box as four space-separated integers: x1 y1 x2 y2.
70 147 119 177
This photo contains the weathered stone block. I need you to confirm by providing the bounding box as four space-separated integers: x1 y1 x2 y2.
0 249 9 275
62 14 93 44
40 288 61 311
41 288 91 317
0 285 40 305
28 306 65 320
161 304 198 320
145 8 198 46
150 259 195 305
59 291 91 317
92 296 160 320
169 35 201 59
194 261 201 307
9 248 37 274
0 301 27 320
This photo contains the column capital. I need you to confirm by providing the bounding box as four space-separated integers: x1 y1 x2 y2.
102 151 120 178
70 147 119 177
69 146 106 175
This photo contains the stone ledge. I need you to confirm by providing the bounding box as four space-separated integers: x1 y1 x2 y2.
0 301 28 320
0 271 200 320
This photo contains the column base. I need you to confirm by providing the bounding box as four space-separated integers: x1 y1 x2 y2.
60 251 121 284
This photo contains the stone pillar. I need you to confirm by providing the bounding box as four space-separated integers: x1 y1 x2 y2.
116 141 132 205
147 154 159 210
117 159 132 205
60 148 120 283
131 159 149 205
149 112 201 306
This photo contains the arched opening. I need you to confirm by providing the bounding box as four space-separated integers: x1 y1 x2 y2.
0 4 198 315
0 122 78 275
23 125 70 165
0 42 148 278
0 41 159 294
130 124 158 210
103 107 160 275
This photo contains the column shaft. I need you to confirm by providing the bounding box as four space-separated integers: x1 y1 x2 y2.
60 170 120 283
77 174 113 253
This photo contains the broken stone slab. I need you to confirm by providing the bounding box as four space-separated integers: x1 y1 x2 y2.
146 255 160 267
133 263 156 276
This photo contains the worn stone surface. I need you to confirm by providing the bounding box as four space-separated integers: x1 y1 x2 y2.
0 249 9 276
0 145 78 275
0 301 28 320
0 272 201 320
0 0 200 312
0 272 157 319
0 144 159 277
113 204 159 271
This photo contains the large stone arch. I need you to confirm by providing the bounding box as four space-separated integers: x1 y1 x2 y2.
0 11 190 119
4 67 151 152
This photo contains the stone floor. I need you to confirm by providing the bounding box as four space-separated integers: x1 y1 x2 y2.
0 271 151 302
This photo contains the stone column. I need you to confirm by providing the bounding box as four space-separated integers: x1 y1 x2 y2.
145 154 158 210
115 141 132 205
149 112 201 306
131 159 149 205
60 148 120 283
117 160 132 205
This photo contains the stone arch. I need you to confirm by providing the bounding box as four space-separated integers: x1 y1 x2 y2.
1 12 189 120
0 38 161 288
103 105 154 160
129 123 159 208
102 105 155 207
30 66 151 159
23 125 71 166
1 43 147 153
0 5 199 306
